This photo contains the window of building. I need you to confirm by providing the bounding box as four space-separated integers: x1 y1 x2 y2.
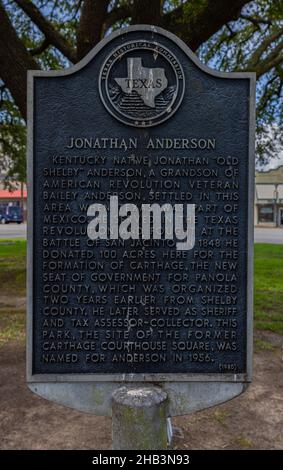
258 205 274 223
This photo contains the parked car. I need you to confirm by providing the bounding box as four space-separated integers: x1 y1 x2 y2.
0 205 24 224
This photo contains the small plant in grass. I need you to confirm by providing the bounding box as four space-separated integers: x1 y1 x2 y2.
214 410 230 426
234 434 253 449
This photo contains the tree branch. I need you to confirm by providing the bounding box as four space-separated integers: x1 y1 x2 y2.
104 4 132 30
0 0 39 121
254 50 283 78
258 74 279 112
14 0 76 63
162 0 251 51
245 28 283 70
276 64 283 82
77 0 109 61
29 38 50 56
240 14 272 26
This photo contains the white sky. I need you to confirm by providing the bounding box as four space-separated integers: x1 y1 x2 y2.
256 125 283 171
262 150 283 171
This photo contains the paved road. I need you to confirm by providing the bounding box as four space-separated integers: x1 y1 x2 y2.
0 222 27 239
254 227 283 244
0 223 283 244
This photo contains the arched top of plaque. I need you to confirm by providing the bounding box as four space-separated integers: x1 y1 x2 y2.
29 24 256 80
28 25 255 128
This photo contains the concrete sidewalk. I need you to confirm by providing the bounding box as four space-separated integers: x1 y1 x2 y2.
0 223 27 239
254 227 283 244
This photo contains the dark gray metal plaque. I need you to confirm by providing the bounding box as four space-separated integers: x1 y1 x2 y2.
27 26 255 404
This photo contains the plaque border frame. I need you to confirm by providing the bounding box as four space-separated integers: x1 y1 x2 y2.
27 25 255 385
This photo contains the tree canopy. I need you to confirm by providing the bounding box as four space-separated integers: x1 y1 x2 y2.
0 0 282 181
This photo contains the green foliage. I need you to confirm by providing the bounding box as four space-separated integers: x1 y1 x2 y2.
199 0 283 165
3 0 75 70
0 123 26 185
0 81 26 184
182 0 208 23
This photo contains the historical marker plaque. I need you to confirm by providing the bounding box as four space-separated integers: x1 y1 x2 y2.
27 26 255 400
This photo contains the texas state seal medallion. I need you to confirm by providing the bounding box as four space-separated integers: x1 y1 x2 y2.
99 40 185 127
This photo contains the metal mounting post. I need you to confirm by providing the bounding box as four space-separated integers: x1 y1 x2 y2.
112 385 168 450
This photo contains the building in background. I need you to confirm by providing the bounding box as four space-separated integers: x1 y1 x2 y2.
255 166 283 227
0 177 27 221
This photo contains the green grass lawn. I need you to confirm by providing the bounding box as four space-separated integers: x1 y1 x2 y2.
254 244 283 334
0 240 282 346
0 239 26 346
0 239 26 297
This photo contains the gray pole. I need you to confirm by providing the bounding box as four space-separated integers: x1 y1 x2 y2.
112 385 168 450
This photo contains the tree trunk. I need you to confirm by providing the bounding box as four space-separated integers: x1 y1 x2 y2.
0 1 39 121
15 0 76 63
163 0 250 51
77 0 109 61
131 0 161 25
